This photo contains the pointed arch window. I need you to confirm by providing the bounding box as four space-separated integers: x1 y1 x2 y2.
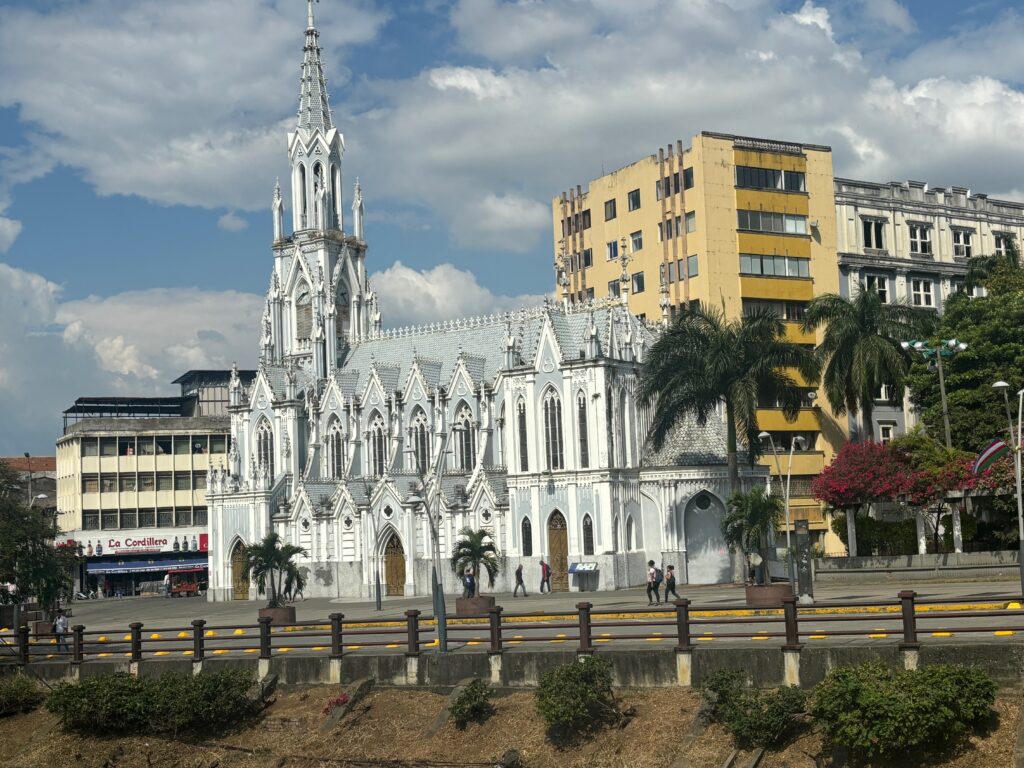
455 403 476 472
326 418 344 479
522 518 533 557
543 390 564 471
295 282 313 340
298 164 308 227
606 388 616 468
582 514 595 556
626 516 635 551
369 411 387 477
411 409 430 474
577 393 589 469
612 515 620 553
256 419 275 480
517 399 529 472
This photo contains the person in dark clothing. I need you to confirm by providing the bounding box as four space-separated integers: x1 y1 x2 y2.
539 560 551 593
663 565 679 600
513 563 527 597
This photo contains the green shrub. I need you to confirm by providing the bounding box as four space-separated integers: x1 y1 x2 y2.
535 656 618 735
701 670 806 748
448 679 495 729
811 662 996 759
0 675 45 716
46 670 259 736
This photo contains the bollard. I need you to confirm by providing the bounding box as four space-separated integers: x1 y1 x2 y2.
330 613 344 658
72 625 84 664
782 597 801 649
405 609 421 656
191 619 206 661
129 622 143 662
488 606 503 654
576 602 593 653
899 590 919 649
17 626 29 665
674 599 692 651
258 617 273 659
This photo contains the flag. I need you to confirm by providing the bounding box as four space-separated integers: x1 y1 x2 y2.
973 439 1010 475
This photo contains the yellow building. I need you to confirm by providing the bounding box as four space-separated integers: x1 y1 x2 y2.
552 131 848 543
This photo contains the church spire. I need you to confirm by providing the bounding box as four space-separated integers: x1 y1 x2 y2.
297 0 333 134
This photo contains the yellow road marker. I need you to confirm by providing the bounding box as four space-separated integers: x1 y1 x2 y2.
1007 602 1022 610
182 650 193 656
154 651 169 657
867 630 889 639
348 645 363 650
809 634 828 640
244 649 259 654
233 629 245 636
98 635 108 642
212 649 229 655
932 632 953 637
386 643 399 649
149 633 162 640
278 648 292 653
697 633 715 642
552 633 567 644
177 632 189 639
122 634 131 641
596 632 612 643
995 630 1015 637
205 630 217 637
97 652 112 658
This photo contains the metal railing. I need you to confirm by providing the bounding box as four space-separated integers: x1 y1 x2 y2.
2 592 1024 665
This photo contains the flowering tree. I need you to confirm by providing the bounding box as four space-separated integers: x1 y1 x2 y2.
811 442 911 557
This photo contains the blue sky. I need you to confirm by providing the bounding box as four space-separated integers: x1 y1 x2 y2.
1 0 1024 453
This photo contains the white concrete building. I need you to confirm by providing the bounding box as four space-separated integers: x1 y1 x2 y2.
205 4 761 602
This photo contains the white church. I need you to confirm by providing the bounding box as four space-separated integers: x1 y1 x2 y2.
205 4 762 602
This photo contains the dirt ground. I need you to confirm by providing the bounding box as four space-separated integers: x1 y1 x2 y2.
0 686 1019 768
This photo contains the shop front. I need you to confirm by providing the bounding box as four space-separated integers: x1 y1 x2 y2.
60 528 209 597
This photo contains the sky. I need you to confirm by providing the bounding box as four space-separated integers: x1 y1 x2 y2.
1 0 1023 454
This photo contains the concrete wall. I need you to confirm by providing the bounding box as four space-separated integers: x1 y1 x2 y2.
814 550 1021 584
7 641 1024 690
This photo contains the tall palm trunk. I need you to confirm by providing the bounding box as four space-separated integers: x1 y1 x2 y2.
725 399 739 492
860 398 874 443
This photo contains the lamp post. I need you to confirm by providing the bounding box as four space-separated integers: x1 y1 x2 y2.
758 432 805 594
404 425 463 654
23 451 31 506
29 494 48 508
993 381 1024 597
900 339 968 450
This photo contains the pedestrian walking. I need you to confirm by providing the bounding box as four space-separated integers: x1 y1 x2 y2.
539 560 551 593
53 609 69 653
646 560 663 605
664 565 679 600
463 569 476 598
163 572 171 598
513 563 527 597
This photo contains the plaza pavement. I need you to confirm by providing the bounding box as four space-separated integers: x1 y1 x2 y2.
60 578 1023 632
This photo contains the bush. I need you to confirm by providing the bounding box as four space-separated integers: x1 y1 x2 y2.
449 679 495 729
701 670 806 748
811 662 996 759
0 675 45 716
535 656 618 735
46 670 260 736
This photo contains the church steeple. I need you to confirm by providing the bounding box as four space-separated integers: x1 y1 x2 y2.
297 0 333 135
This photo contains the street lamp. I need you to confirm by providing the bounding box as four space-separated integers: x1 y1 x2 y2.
29 494 48 508
993 380 1024 597
758 432 806 595
901 339 968 449
404 424 464 654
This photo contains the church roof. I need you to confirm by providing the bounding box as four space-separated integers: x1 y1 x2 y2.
337 302 649 393
640 412 743 468
296 2 333 134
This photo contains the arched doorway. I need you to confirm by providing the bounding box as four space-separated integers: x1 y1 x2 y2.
547 511 569 592
683 492 731 584
383 532 406 596
230 542 249 601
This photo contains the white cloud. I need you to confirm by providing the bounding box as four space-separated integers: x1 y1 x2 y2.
0 218 22 253
0 0 387 213
862 0 916 34
792 0 833 37
217 211 249 232
370 261 550 329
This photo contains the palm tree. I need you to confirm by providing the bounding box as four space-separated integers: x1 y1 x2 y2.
242 532 308 609
449 527 500 597
722 486 783 586
801 287 933 442
639 304 820 491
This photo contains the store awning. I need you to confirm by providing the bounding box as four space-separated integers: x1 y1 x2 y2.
86 558 208 575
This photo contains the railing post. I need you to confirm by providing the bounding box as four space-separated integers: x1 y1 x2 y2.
577 602 593 654
899 590 919 648
674 599 692 651
72 625 84 664
488 606 503 654
330 612 344 658
782 596 801 649
258 616 273 660
405 609 421 656
191 619 205 661
129 622 143 662
17 626 29 665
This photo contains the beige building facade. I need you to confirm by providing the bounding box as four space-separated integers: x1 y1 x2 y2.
553 132 849 546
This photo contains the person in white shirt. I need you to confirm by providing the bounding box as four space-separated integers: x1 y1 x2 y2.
163 573 171 598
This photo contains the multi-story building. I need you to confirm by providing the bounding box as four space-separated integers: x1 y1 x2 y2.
0 455 57 511
55 369 254 596
834 178 1024 441
553 132 847 545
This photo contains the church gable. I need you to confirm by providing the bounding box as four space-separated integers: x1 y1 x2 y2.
533 316 564 374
